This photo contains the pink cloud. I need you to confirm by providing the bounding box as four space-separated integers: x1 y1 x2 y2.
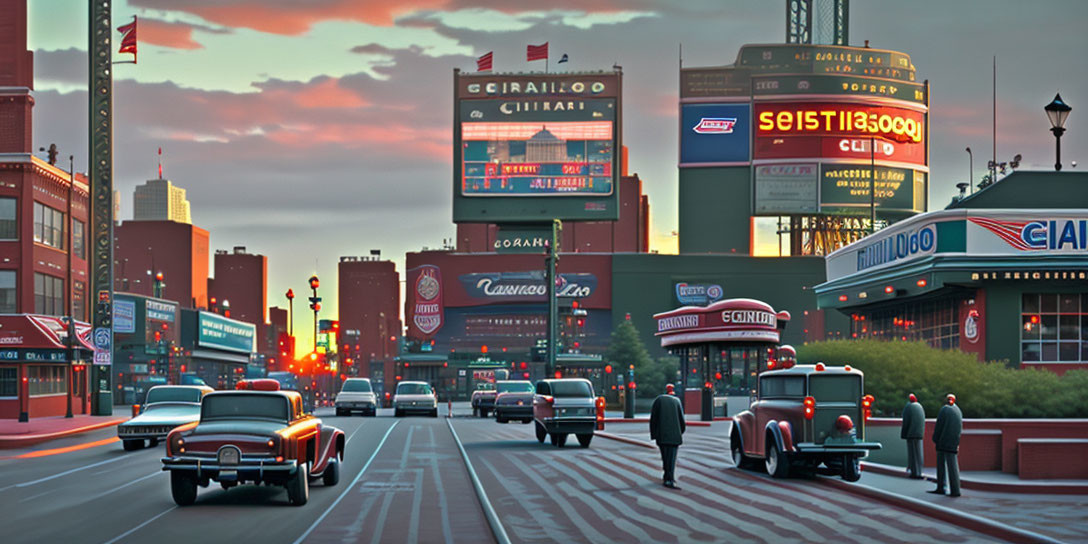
140 19 207 50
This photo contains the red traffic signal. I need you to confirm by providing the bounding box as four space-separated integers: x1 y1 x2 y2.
605 365 612 373
155 272 164 282
153 331 161 342
309 275 320 289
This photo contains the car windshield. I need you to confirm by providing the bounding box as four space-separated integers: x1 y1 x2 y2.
341 380 372 393
146 387 202 404
497 381 534 394
760 376 805 398
809 375 862 403
398 383 432 395
201 394 289 421
552 380 593 398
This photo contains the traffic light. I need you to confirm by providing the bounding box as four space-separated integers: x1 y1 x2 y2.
309 275 319 290
309 296 321 311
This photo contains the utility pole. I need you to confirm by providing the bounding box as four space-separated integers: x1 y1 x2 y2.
89 0 115 415
308 276 321 352
66 154 75 418
545 219 562 377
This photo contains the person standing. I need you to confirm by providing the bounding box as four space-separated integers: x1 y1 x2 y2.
929 393 963 497
650 383 686 489
901 393 926 479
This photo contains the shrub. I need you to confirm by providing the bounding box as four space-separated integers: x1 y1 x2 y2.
797 339 1088 418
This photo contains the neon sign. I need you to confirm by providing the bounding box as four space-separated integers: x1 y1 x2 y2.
758 107 923 143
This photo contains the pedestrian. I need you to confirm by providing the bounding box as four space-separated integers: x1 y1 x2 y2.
929 393 963 497
901 393 925 479
650 383 686 489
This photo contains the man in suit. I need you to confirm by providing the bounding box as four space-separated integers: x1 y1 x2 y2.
650 384 686 489
929 393 963 497
901 393 926 479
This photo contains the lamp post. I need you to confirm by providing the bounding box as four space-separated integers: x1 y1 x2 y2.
965 147 973 193
285 289 294 337
308 276 320 353
1045 93 1072 171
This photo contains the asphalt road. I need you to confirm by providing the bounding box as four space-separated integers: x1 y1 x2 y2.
1 410 997 544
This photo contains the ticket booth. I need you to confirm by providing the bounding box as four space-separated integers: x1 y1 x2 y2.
654 299 790 419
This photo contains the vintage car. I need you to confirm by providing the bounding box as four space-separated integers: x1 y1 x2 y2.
471 383 497 418
393 381 438 417
492 380 535 424
161 379 344 506
533 378 596 448
334 377 377 416
118 385 213 451
731 363 881 481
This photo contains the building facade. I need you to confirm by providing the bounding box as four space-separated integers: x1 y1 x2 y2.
132 178 192 224
208 246 268 348
114 220 209 309
337 255 400 396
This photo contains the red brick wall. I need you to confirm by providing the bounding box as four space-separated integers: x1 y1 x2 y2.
114 221 209 308
1018 439 1088 479
210 250 268 346
337 259 401 378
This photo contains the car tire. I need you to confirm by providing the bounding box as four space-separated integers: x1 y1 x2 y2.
323 459 340 486
730 432 752 469
765 439 790 479
472 406 479 417
522 419 532 424
394 408 403 418
551 433 568 448
535 422 547 443
481 408 490 418
170 471 198 506
122 439 143 451
841 455 861 482
496 416 507 424
577 433 593 448
430 409 438 418
148 438 160 447
287 463 310 506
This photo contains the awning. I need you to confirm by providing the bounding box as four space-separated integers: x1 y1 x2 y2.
0 314 94 351
189 348 252 365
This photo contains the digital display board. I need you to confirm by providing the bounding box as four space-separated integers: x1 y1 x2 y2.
754 163 820 214
751 74 926 103
679 103 751 165
454 71 621 223
739 44 916 83
819 164 925 214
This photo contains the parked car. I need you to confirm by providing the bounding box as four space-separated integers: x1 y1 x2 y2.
731 363 881 481
533 378 596 448
118 385 213 451
493 380 534 424
393 381 438 417
334 378 377 416
471 382 497 418
161 379 344 506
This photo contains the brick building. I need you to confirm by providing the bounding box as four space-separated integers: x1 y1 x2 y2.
114 220 209 309
208 246 269 352
337 254 400 396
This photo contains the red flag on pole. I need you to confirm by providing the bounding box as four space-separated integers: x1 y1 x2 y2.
527 42 548 62
476 51 493 72
117 16 137 63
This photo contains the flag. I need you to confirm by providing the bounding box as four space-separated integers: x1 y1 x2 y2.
117 16 137 63
558 54 569 64
476 51 493 72
527 42 548 62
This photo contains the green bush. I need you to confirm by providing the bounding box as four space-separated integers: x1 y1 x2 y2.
604 320 678 398
797 339 1088 418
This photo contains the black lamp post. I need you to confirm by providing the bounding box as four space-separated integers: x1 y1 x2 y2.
1045 93 1072 171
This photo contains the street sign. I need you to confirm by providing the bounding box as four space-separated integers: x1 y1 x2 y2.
94 350 111 365
93 327 112 350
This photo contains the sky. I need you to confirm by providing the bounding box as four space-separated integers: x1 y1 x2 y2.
25 0 1088 355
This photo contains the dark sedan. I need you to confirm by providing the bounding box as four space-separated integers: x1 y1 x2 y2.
493 380 534 423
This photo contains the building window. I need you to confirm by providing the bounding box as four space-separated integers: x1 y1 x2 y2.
850 298 961 350
1022 293 1087 363
34 273 64 316
0 367 16 397
73 281 86 321
33 202 65 249
28 365 66 396
73 219 85 259
0 198 16 240
0 271 15 313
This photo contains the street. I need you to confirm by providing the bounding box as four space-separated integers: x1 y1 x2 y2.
1 409 998 544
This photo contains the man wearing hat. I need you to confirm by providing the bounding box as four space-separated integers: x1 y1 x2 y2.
929 393 963 497
650 384 686 489
901 393 926 479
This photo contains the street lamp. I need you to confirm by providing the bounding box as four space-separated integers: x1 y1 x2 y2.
965 147 973 193
1045 93 1072 171
308 275 320 352
285 288 294 337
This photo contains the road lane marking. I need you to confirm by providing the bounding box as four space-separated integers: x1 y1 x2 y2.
0 455 129 492
446 419 511 544
86 470 165 502
425 426 454 544
292 420 400 544
0 436 120 460
102 506 177 544
17 489 54 503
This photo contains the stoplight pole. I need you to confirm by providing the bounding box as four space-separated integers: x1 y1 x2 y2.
546 219 561 377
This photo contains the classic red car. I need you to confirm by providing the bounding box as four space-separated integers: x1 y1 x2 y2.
161 380 344 506
731 363 881 481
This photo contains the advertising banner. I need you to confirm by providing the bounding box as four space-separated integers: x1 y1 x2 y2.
679 67 750 98
679 103 751 165
459 272 597 301
755 101 925 149
197 312 256 354
674 283 724 306
146 300 176 323
754 163 820 214
739 45 916 83
966 214 1088 254
407 264 444 339
114 299 135 333
819 164 923 214
753 135 924 166
493 225 552 254
751 74 926 103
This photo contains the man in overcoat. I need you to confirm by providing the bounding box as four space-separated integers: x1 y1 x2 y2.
650 384 686 489
901 393 926 479
929 393 963 497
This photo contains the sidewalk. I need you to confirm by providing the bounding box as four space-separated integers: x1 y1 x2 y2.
0 410 127 449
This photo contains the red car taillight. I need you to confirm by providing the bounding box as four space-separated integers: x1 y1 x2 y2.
803 396 815 420
862 394 874 420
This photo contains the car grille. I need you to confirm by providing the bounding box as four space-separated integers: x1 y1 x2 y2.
120 425 174 436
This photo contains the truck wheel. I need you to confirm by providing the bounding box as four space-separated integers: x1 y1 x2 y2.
730 432 751 469
170 471 198 506
287 463 310 506
765 440 790 479
535 422 547 443
322 459 340 486
122 439 143 451
551 433 568 448
841 455 861 482
577 433 593 448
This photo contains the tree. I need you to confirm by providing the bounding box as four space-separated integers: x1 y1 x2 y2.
605 320 675 398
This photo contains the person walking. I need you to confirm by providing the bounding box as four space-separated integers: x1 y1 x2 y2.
650 383 686 489
929 393 963 497
901 393 925 479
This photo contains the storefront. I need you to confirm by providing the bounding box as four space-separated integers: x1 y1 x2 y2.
113 294 182 404
815 172 1088 374
0 314 94 419
654 298 791 417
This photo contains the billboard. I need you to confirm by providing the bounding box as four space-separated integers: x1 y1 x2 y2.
679 103 751 165
754 163 820 214
819 164 925 215
407 265 444 339
738 44 916 83
751 74 926 103
197 312 255 354
755 102 926 161
454 72 621 222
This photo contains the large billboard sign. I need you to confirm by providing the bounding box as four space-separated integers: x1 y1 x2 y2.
755 102 925 150
679 103 751 165
819 164 925 214
751 74 926 103
754 163 820 214
407 265 444 339
197 312 256 354
454 71 621 222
